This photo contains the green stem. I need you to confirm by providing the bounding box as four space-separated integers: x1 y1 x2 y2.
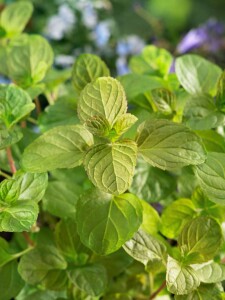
6 147 16 174
0 170 11 179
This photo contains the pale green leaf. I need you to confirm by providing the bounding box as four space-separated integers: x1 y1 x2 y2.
0 128 23 150
84 139 137 195
161 199 196 239
0 85 35 128
195 130 225 153
78 77 127 125
0 260 24 300
140 200 161 235
194 152 225 204
136 119 206 170
18 245 67 286
192 261 225 283
113 114 138 136
0 1 33 38
175 283 223 300
72 54 110 91
76 189 143 255
151 88 176 115
123 229 166 267
85 115 111 137
21 125 94 172
129 45 173 76
175 54 222 96
6 34 54 87
166 255 200 295
0 200 38 232
68 264 107 296
216 70 225 111
178 216 223 263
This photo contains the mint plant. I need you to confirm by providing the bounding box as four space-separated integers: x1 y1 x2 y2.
1 2 225 300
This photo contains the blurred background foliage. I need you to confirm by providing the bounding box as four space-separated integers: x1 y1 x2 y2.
0 0 224 74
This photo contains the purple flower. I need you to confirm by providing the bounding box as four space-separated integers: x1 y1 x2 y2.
177 18 224 54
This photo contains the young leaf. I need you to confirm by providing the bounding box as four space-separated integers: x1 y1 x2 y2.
85 115 111 137
178 216 223 263
166 255 200 295
113 114 138 136
192 261 225 283
0 260 24 300
55 219 90 264
123 229 167 267
0 85 35 128
72 54 110 91
21 125 94 172
175 54 222 96
161 199 196 239
78 77 127 125
18 245 67 286
84 140 137 195
0 200 38 232
6 34 54 87
151 88 176 115
136 119 206 170
0 1 33 38
68 264 108 296
0 128 23 150
194 152 225 204
76 189 143 255
129 45 173 77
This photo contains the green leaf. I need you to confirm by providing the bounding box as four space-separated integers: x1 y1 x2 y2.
175 283 223 300
129 45 173 77
195 130 225 153
123 229 166 267
0 84 35 128
43 180 82 219
178 216 223 263
0 1 33 38
0 127 23 150
194 152 225 204
76 189 143 255
130 158 176 202
0 171 48 203
175 54 222 96
216 70 225 111
184 94 225 130
140 200 161 235
161 199 196 239
18 246 67 286
85 115 111 137
113 114 138 136
68 264 107 296
192 261 225 283
78 77 127 125
118 74 164 102
55 219 90 264
0 260 24 300
21 125 94 172
151 88 176 115
166 255 200 295
0 200 38 232
136 119 206 170
6 34 54 87
38 95 79 132
72 54 110 92
84 140 137 195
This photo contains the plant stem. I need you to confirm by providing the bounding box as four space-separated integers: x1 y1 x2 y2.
0 170 11 179
35 97 42 116
150 280 166 299
22 231 35 247
6 147 16 174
